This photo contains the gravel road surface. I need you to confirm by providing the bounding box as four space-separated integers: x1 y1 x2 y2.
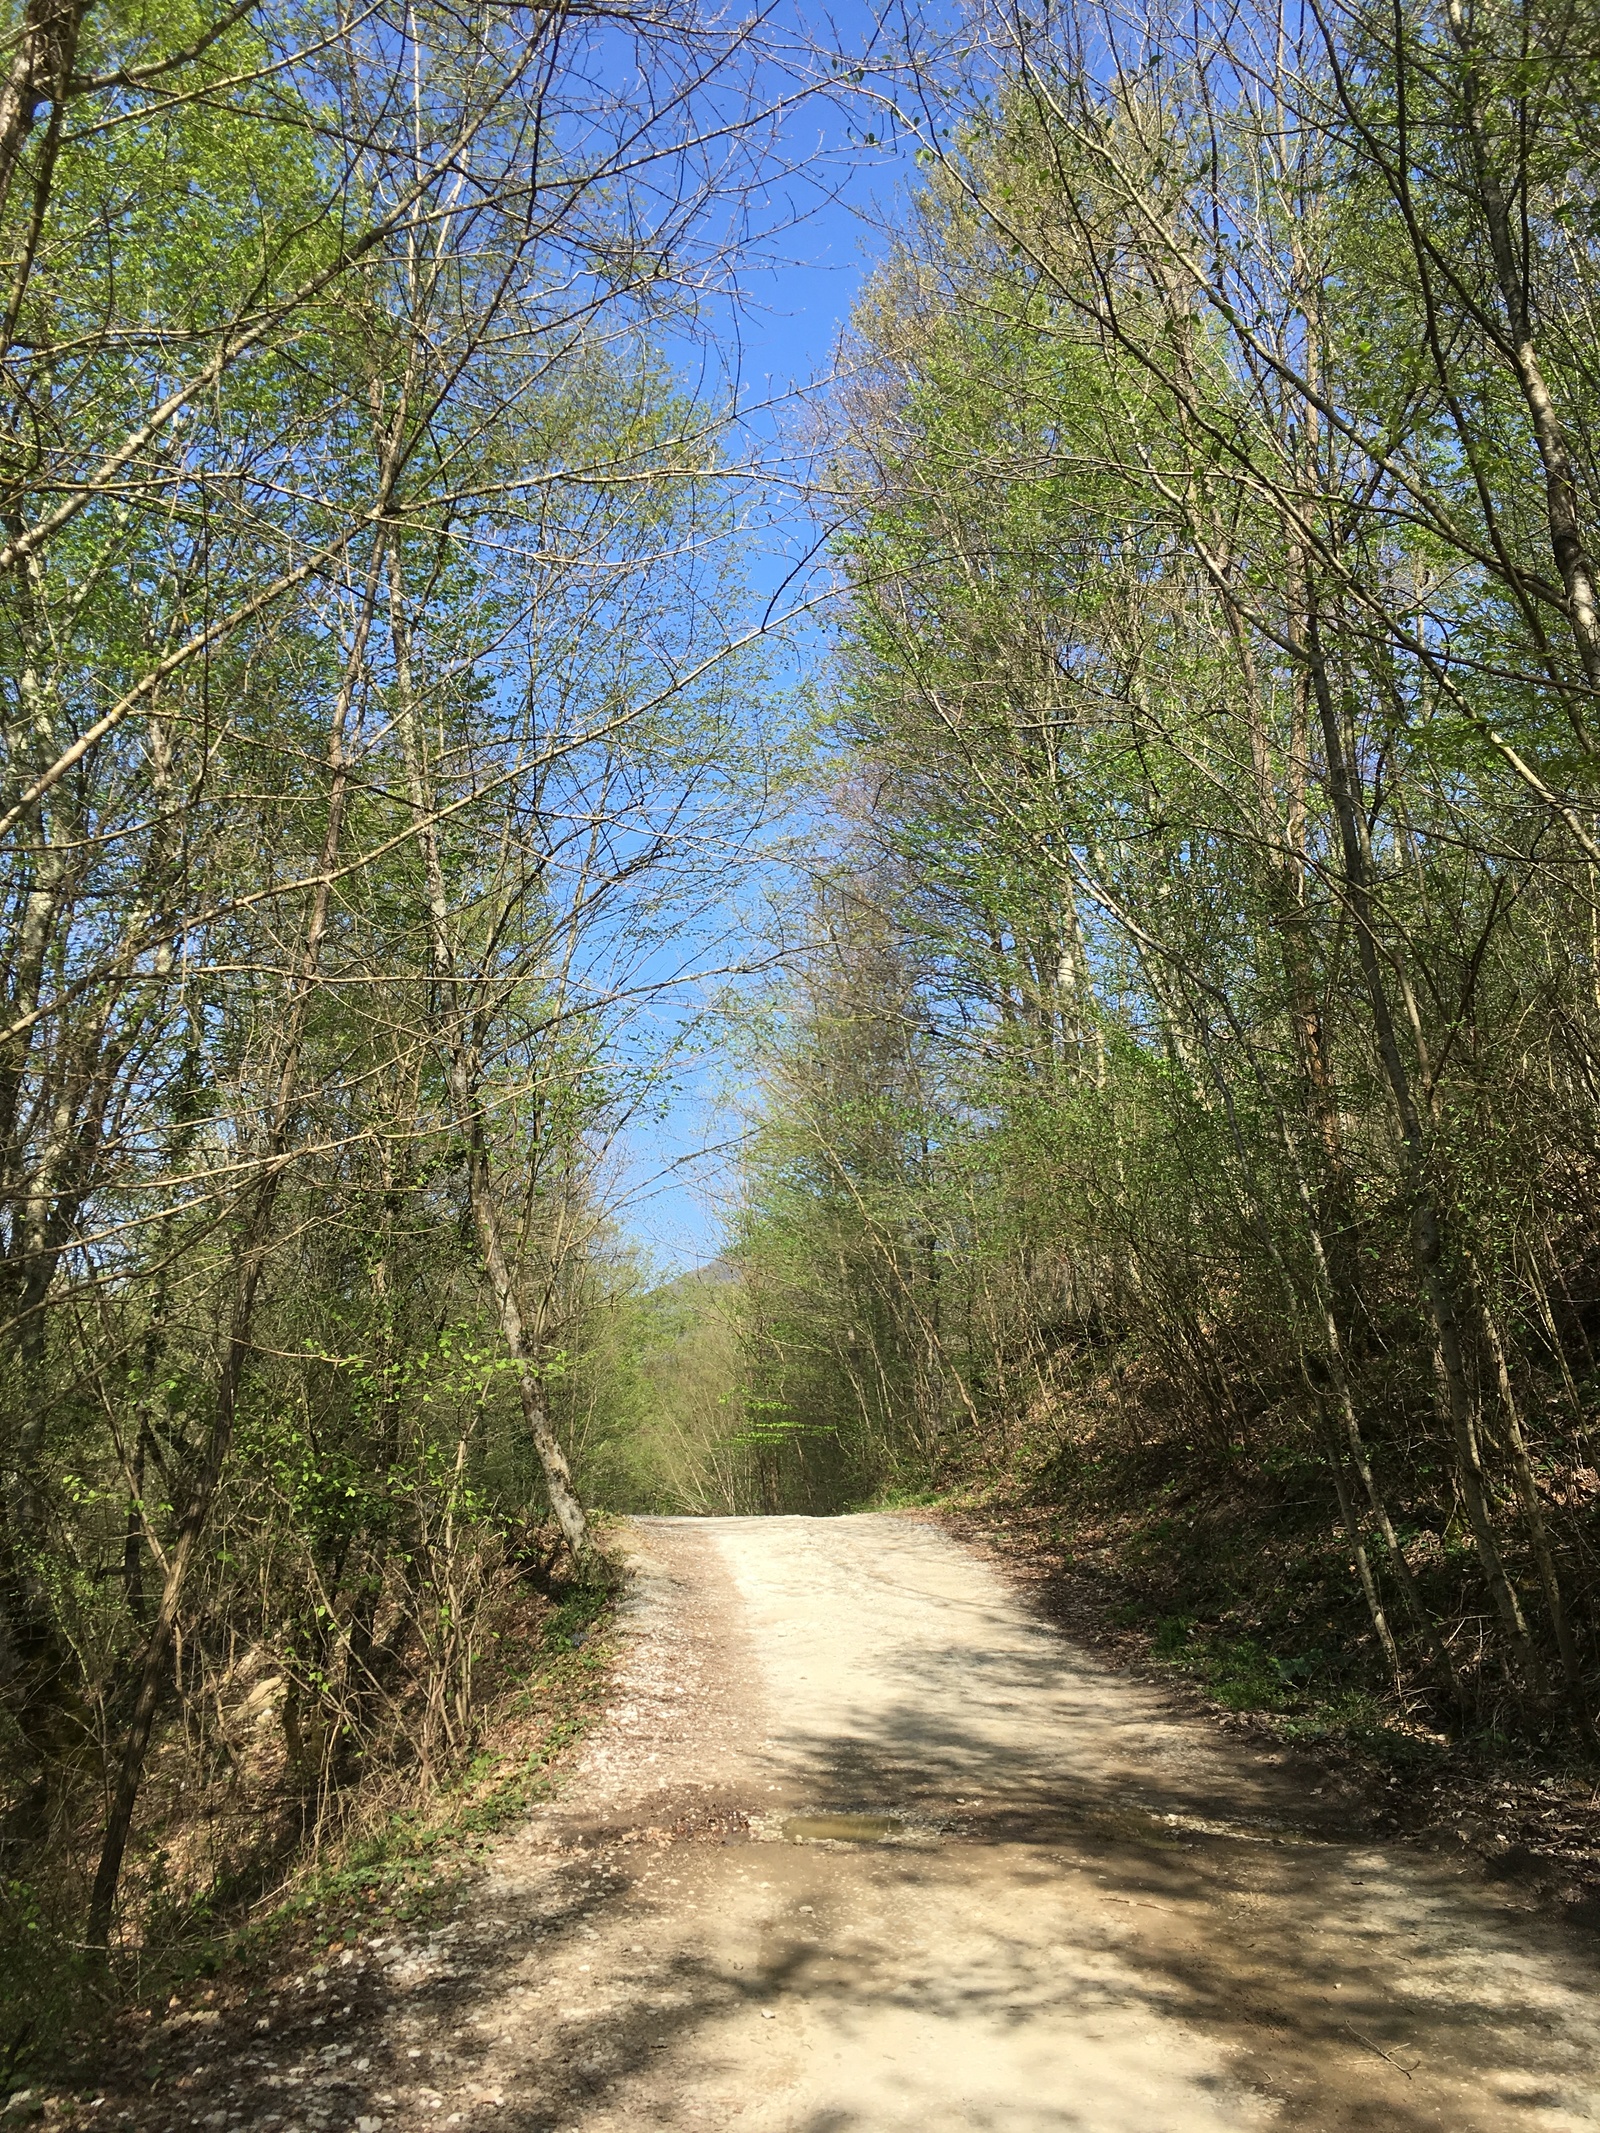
142 1514 1600 2133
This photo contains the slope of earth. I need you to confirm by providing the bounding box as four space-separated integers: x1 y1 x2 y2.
91 1514 1600 2132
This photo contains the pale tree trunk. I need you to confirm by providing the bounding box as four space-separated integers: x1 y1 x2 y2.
1446 0 1600 706
386 550 589 1560
1303 592 1547 1699
0 0 92 233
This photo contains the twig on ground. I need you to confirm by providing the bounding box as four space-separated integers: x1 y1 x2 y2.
1342 2022 1418 2078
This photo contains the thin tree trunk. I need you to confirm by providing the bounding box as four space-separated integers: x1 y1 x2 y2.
1476 1289 1594 1741
1317 1403 1404 1695
86 502 392 1952
85 1234 271 1948
386 550 589 1559
1303 591 1546 1697
1446 0 1600 702
0 0 92 231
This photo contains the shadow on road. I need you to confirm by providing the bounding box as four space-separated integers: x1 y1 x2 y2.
372 1631 1596 2133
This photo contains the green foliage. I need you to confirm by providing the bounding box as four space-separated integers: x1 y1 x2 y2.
732 0 1600 1748
0 0 777 2022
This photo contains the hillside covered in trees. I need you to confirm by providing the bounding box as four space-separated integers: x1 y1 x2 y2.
726 0 1600 1757
4 0 1600 2056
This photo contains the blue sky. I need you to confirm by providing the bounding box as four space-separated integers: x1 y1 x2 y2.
612 14 926 1273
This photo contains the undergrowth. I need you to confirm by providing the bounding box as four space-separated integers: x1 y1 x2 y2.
924 1393 1591 1777
8 1567 620 2090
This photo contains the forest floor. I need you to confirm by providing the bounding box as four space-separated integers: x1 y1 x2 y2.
73 1514 1600 2133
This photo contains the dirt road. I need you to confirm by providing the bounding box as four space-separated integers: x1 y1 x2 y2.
159 1515 1600 2132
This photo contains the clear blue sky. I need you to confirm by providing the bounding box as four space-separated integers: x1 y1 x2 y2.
613 11 927 1273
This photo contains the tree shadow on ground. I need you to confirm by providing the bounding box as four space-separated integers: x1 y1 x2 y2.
362 1623 1598 2133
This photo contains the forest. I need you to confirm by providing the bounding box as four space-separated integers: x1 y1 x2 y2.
726 0 1600 1760
2 0 1599 2051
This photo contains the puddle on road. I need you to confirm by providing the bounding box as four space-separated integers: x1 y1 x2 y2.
760 1803 1322 1853
1080 1806 1187 1851
1033 1804 1323 1852
783 1814 905 1844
